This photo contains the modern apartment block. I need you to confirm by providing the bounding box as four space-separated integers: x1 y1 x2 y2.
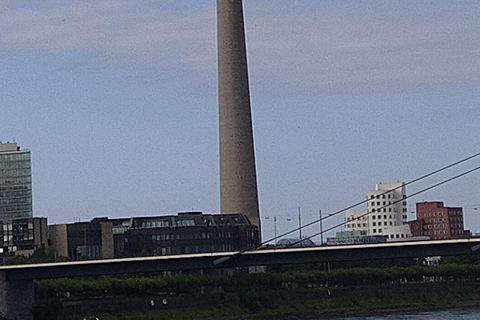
0 142 33 220
414 202 471 240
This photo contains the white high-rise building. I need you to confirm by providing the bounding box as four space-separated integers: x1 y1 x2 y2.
346 183 409 240
366 183 407 236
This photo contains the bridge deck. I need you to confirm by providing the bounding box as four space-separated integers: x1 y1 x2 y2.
2 238 480 280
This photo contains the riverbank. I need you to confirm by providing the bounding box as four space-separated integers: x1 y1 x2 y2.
50 280 480 320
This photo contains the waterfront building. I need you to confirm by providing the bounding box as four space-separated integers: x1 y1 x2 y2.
0 217 48 260
48 212 259 260
366 183 408 236
123 212 259 257
0 142 33 220
345 183 407 239
415 202 471 240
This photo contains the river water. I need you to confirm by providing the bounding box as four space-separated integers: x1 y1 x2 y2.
336 309 480 319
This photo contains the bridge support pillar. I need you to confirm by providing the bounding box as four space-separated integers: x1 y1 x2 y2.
0 271 34 320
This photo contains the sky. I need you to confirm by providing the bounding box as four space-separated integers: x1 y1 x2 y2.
1 0 480 242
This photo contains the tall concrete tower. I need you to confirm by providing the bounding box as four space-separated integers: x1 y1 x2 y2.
217 0 260 229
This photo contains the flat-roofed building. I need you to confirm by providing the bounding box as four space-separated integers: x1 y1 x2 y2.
48 212 259 260
416 202 471 240
0 142 33 220
123 212 259 257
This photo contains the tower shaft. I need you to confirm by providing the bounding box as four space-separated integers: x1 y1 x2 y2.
217 0 260 228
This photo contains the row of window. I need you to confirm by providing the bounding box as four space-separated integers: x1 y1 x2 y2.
387 234 409 239
0 204 32 212
0 153 30 162
0 161 30 170
372 221 395 227
370 194 395 199
345 223 366 228
373 214 395 220
142 221 170 228
421 211 463 217
0 198 32 205
0 177 32 185
150 231 233 242
0 169 31 178
0 190 32 198
141 219 199 229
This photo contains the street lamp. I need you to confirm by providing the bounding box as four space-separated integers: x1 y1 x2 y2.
264 216 277 245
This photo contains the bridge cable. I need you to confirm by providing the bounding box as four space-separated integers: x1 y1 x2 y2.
288 164 480 248
265 150 480 248
214 151 480 264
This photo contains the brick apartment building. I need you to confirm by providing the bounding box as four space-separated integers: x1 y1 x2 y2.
412 202 471 240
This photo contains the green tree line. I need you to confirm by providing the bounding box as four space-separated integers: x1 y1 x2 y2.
36 263 480 299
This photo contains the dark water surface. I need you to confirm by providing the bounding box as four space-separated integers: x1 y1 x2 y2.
336 309 480 319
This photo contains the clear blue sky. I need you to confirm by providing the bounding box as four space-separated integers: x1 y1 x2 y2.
1 0 479 241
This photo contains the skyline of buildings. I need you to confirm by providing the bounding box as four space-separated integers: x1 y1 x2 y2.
0 141 475 261
344 182 470 244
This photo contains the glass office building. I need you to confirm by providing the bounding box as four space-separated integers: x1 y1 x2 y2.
0 142 33 219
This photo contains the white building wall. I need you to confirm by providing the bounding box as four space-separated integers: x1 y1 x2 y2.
345 210 369 233
383 224 413 242
366 182 407 236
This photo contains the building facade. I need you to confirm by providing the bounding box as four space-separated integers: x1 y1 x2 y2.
123 212 259 257
345 182 408 239
345 210 369 233
366 183 407 235
415 202 471 240
0 217 48 260
0 142 33 220
48 212 260 260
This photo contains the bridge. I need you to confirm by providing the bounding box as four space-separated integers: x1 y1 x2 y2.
1 238 480 319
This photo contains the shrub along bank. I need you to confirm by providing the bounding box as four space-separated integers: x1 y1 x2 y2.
34 263 480 319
